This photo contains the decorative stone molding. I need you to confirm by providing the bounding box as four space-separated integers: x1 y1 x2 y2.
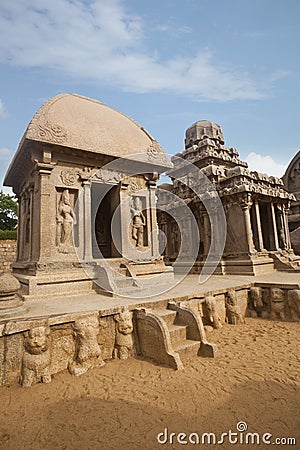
60 169 79 186
36 122 67 144
93 168 125 184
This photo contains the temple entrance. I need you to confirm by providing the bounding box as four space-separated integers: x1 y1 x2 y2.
92 183 121 258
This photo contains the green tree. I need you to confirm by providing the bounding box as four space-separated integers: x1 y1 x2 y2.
0 190 18 230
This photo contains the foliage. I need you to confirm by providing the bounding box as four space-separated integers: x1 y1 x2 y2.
0 190 18 230
0 229 17 240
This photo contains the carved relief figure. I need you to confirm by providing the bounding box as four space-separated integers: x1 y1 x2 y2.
225 289 245 325
21 326 51 387
57 189 76 253
130 196 146 247
204 295 222 329
248 287 268 318
68 315 105 376
270 288 285 320
287 289 300 321
114 309 133 359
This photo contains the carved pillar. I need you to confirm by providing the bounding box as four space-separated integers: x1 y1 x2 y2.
18 192 25 261
146 175 160 259
283 204 292 251
270 202 279 250
254 200 264 251
202 211 211 257
37 164 55 260
241 196 255 254
83 180 93 261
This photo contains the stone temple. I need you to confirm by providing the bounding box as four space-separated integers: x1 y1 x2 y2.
158 120 299 274
0 94 299 387
4 93 174 299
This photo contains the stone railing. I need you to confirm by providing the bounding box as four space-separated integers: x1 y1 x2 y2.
0 240 17 272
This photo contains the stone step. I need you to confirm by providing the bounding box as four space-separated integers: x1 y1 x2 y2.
174 339 200 361
168 324 187 344
155 309 177 326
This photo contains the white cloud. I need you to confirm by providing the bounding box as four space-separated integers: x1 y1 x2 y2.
0 99 7 119
246 152 287 177
0 0 265 101
0 147 12 159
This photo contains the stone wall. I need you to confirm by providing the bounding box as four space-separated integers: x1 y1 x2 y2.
0 241 17 272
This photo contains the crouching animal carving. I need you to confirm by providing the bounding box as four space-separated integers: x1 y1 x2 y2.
287 289 300 321
225 290 245 325
114 309 133 360
68 315 105 376
204 296 222 329
21 326 51 387
270 288 285 321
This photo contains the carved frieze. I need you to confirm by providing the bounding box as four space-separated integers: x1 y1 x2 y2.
93 168 125 184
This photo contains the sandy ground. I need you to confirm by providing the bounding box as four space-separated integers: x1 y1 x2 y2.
0 318 299 450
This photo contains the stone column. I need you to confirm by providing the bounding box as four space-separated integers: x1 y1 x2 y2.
146 177 160 259
38 164 55 260
254 200 264 251
17 192 25 261
241 197 255 254
283 204 292 251
83 180 93 261
270 202 279 250
202 211 211 257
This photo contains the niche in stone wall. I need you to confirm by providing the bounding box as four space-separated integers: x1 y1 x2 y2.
56 188 78 253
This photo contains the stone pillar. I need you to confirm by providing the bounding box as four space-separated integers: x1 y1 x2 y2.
254 200 264 251
202 211 211 257
241 197 255 254
146 177 160 259
83 180 93 261
38 164 55 260
270 202 279 250
17 192 25 261
283 204 292 251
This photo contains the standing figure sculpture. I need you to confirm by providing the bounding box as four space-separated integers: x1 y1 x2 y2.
130 196 146 248
57 189 76 253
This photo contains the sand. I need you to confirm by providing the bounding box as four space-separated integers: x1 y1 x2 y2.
0 318 299 450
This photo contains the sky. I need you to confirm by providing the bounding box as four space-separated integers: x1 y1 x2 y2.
0 0 300 194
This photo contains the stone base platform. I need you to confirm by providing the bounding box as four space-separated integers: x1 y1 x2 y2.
0 272 299 387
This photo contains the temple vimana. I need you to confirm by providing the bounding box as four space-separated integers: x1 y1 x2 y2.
0 94 299 386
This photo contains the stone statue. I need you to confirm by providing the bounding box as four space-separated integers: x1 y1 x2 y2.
248 287 269 318
270 288 285 320
57 189 76 253
68 315 105 376
114 309 133 359
130 196 146 247
204 295 222 329
21 326 51 387
225 289 245 325
287 289 300 321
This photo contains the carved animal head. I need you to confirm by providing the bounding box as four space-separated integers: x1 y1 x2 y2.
287 289 300 305
25 326 50 355
115 310 133 335
249 287 263 310
271 288 284 303
73 316 99 341
226 289 238 306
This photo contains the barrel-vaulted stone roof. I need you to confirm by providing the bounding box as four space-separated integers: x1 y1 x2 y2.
5 93 171 187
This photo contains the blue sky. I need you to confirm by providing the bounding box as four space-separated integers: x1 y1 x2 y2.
0 0 300 193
